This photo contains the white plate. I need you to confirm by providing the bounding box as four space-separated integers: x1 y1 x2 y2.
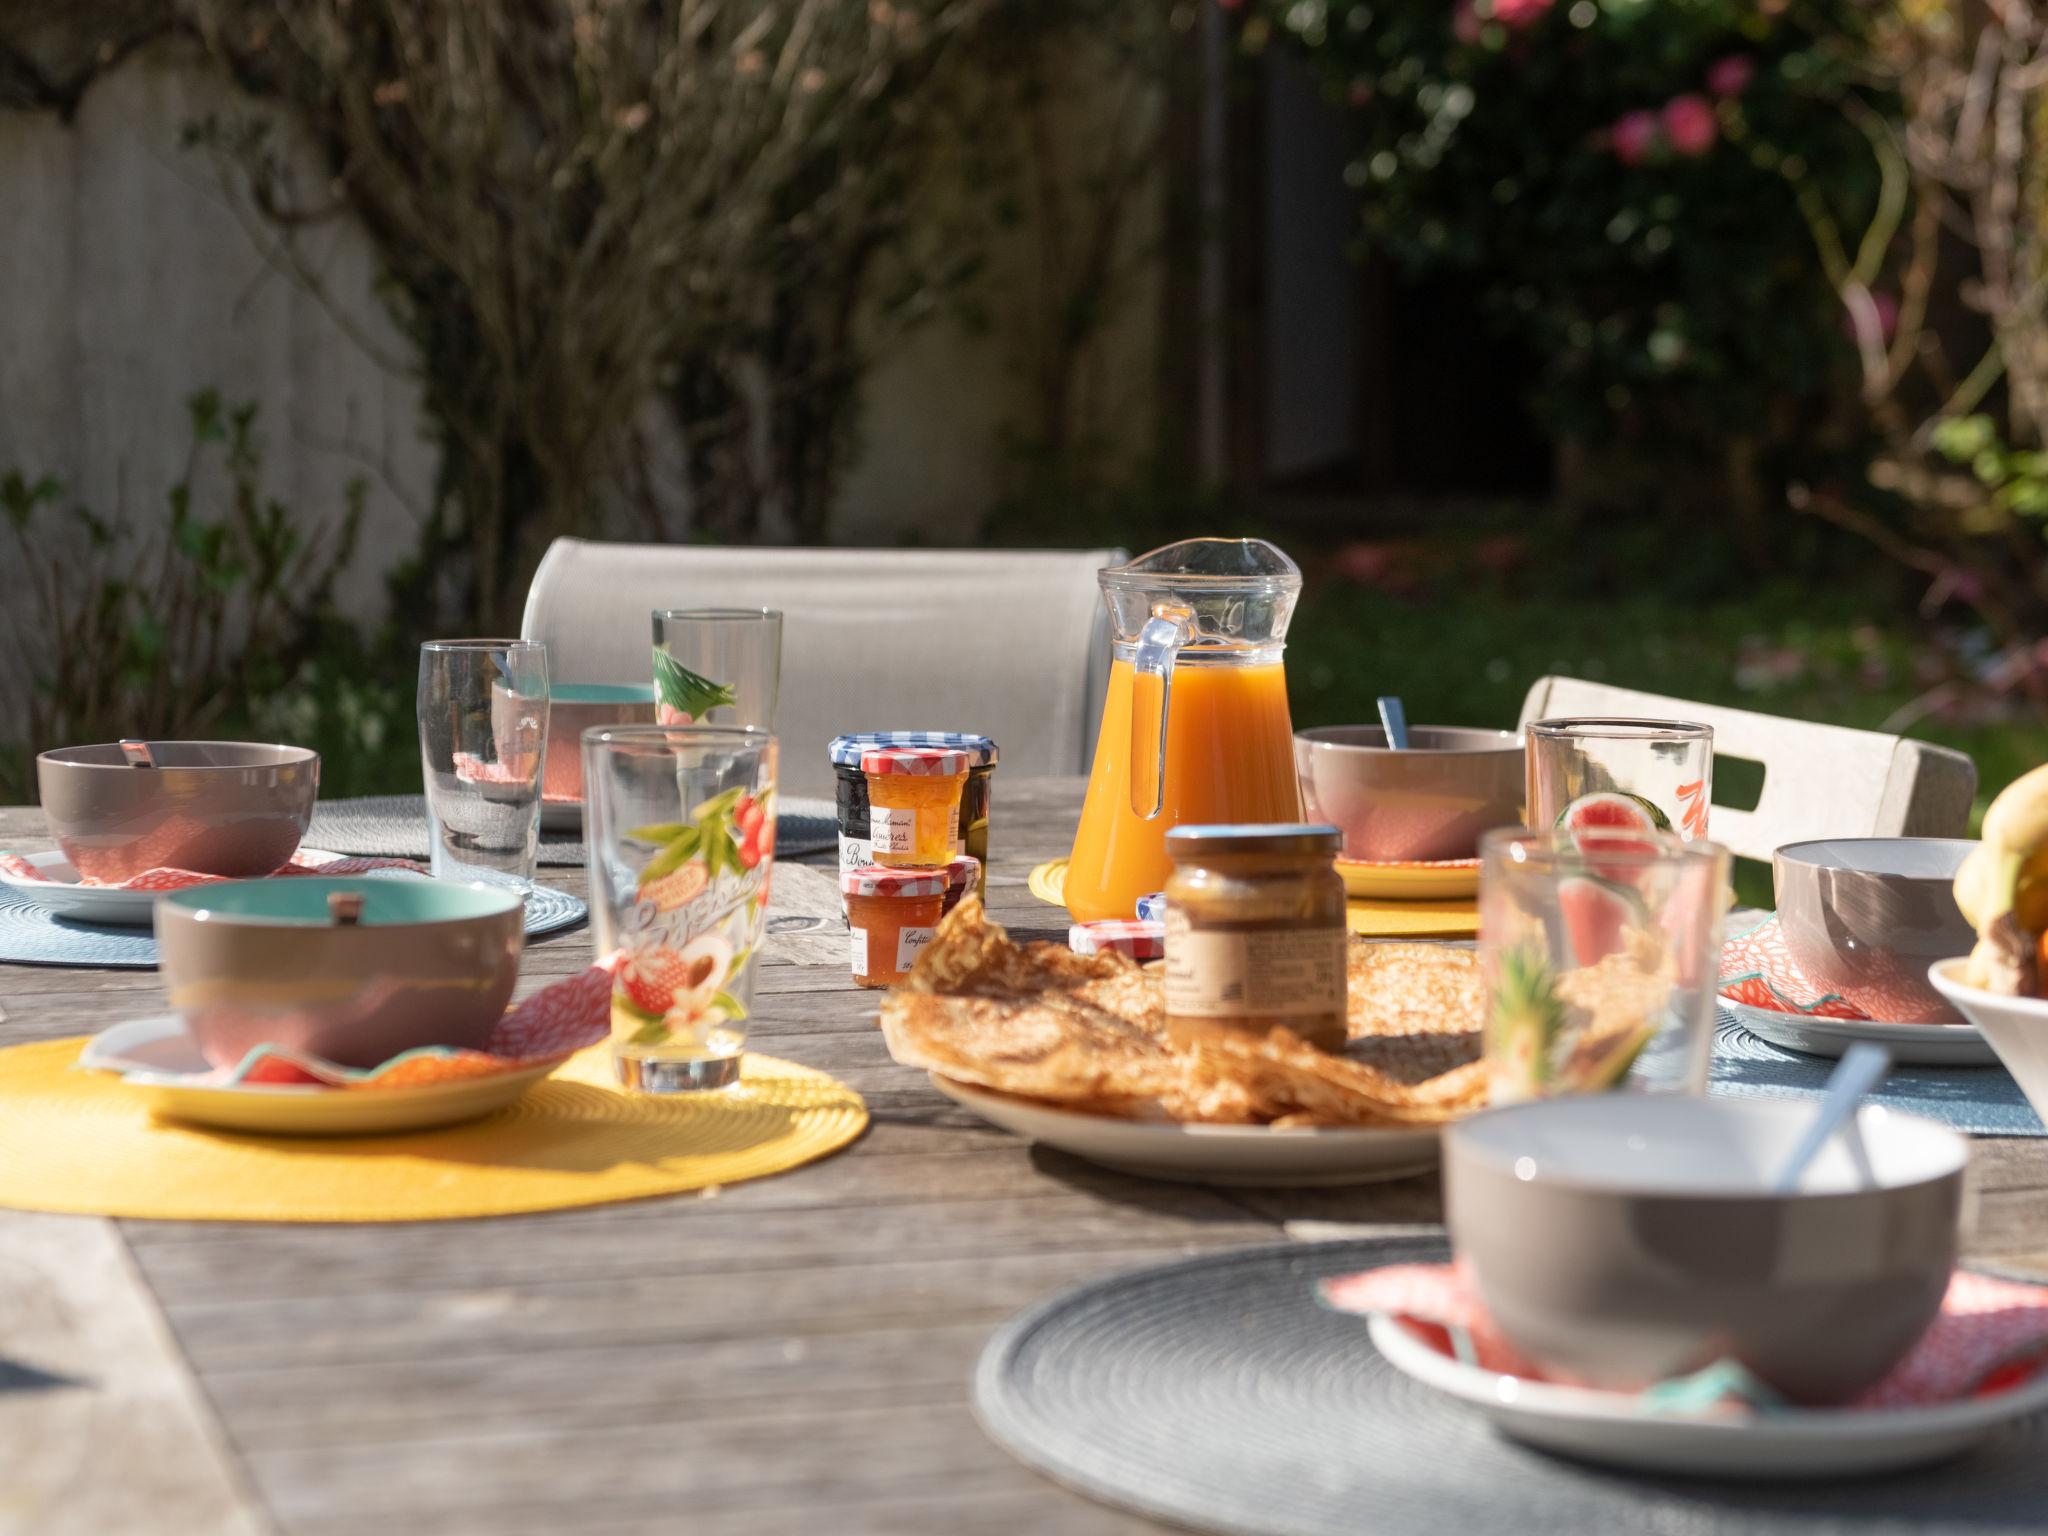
0 849 346 929
1721 996 1998 1067
1367 1311 2048 1479
80 1016 561 1136
929 1074 1440 1186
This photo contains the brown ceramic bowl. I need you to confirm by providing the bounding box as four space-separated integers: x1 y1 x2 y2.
1445 1095 1967 1405
37 741 319 883
157 877 524 1070
542 684 657 803
1773 838 1977 1023
1294 725 1524 862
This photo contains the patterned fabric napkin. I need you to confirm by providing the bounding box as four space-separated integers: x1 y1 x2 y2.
1322 1261 2048 1412
102 957 621 1093
1718 915 1868 1019
1 849 424 891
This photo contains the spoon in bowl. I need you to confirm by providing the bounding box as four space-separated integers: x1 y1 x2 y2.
1376 696 1411 751
1771 1042 1891 1194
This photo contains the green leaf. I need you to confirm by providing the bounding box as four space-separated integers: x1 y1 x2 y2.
690 785 746 822
708 989 749 1021
1933 414 1996 464
636 826 702 887
625 821 690 845
626 1016 674 1046
612 991 665 1025
652 647 738 720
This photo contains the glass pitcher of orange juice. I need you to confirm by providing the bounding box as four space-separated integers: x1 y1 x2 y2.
1066 539 1306 920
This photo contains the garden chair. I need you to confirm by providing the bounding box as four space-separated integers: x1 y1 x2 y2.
521 537 1122 796
1517 675 1979 863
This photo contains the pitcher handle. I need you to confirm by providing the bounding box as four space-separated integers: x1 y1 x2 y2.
1129 612 1189 820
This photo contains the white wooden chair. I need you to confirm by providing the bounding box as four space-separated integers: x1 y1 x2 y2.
521 537 1121 796
1517 676 1977 862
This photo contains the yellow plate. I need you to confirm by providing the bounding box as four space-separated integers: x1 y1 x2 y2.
1336 858 1481 901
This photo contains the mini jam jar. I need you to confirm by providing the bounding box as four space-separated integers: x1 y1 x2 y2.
842 864 948 988
941 854 983 916
1161 823 1348 1052
830 733 998 904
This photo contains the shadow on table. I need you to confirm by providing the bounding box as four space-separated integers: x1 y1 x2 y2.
0 1357 84 1394
1023 1143 1443 1227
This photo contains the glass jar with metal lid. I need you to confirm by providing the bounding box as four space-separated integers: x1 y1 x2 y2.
1161 823 1347 1052
829 731 998 905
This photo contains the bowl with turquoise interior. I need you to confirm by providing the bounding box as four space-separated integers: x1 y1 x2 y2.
157 877 525 1070
544 684 657 803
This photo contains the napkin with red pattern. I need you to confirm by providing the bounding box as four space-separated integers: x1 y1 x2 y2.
1718 915 1869 1019
1321 1260 2048 1411
152 957 620 1093
1 849 424 891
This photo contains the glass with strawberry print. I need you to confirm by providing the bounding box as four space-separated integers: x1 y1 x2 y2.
1525 718 1714 846
1479 827 1730 1104
583 725 776 1092
417 639 549 887
652 609 782 730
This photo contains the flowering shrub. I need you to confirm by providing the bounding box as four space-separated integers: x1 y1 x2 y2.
1252 0 1887 457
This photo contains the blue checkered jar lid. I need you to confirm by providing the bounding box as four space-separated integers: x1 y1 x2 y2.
828 731 999 769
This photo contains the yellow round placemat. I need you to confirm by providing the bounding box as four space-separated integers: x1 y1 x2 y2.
0 1040 867 1222
1031 856 1476 939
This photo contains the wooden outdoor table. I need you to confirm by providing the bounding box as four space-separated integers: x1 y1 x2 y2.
3 780 2047 1535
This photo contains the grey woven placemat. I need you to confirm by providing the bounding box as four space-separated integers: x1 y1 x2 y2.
1710 1013 2043 1137
0 881 584 970
305 794 837 866
976 1237 2048 1536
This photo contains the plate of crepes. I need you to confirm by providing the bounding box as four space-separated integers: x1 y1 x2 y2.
882 900 1485 1185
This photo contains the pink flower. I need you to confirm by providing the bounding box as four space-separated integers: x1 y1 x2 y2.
1611 110 1661 167
1494 0 1554 25
1871 290 1900 342
656 703 694 726
1707 55 1755 98
1453 0 1482 43
1661 94 1718 157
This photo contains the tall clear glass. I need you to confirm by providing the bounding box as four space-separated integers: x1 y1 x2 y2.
417 639 549 887
583 725 776 1093
1480 827 1730 1104
1526 718 1713 842
652 609 783 730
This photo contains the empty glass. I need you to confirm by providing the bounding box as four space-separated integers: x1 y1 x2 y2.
1525 717 1713 842
1479 827 1730 1103
583 725 776 1093
417 639 549 886
652 608 783 730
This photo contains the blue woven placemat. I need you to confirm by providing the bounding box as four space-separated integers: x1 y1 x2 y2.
1710 1012 2043 1137
0 883 586 970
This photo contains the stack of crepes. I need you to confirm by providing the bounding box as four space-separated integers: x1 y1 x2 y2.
878 898 1488 1127
0 849 422 891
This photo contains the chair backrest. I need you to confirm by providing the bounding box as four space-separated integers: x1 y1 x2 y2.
1517 675 1977 862
521 538 1122 796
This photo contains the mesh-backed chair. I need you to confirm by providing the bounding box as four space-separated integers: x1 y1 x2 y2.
521 538 1122 797
1517 675 1977 862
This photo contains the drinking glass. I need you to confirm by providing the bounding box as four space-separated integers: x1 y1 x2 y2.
1479 827 1730 1103
652 609 783 730
1526 717 1713 842
417 639 549 886
583 725 776 1093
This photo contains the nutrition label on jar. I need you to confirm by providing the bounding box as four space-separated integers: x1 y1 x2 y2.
869 807 916 855
1162 916 1346 1019
897 926 935 971
849 926 870 977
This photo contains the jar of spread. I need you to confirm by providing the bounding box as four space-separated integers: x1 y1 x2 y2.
842 865 948 987
830 732 998 902
941 853 982 916
1161 823 1347 1052
861 747 968 866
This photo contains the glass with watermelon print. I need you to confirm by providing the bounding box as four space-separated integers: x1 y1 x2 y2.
651 608 782 730
1525 717 1714 846
582 725 776 1093
1479 827 1730 1105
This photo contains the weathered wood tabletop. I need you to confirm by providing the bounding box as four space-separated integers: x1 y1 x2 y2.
3 780 2048 1536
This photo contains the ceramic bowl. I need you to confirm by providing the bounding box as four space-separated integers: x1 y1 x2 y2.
1444 1094 1968 1405
1929 960 2048 1122
157 877 524 1070
1294 725 1524 862
37 741 319 884
1774 839 1977 1023
543 684 657 802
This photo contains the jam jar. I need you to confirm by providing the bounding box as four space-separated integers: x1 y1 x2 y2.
1161 823 1348 1052
842 865 948 987
830 732 998 903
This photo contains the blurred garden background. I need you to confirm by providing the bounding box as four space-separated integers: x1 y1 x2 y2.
4 0 2047 821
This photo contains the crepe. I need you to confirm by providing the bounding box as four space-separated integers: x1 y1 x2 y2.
880 900 1488 1127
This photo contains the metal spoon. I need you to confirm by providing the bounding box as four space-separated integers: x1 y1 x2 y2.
117 739 157 769
1771 1043 1891 1194
1376 696 1411 751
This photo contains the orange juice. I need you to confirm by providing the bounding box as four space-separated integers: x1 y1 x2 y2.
1066 658 1303 920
